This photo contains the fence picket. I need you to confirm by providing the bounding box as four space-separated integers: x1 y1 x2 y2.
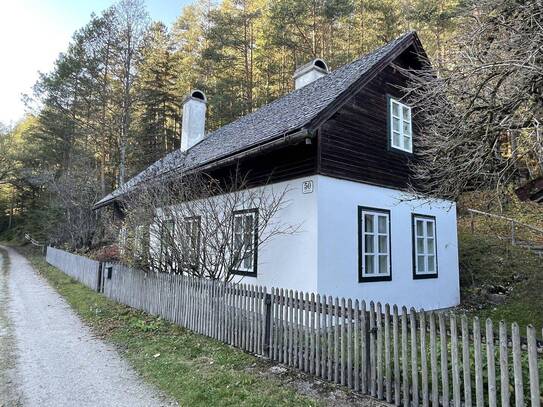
370 302 377 397
474 317 484 407
420 310 429 407
410 308 419 406
527 325 540 407
499 321 510 407
439 312 450 407
393 305 400 406
377 302 383 399
512 323 524 407
361 300 368 394
486 319 497 407
461 315 473 407
450 313 461 407
347 298 353 389
401 306 409 407
430 312 439 407
385 303 392 403
354 300 360 392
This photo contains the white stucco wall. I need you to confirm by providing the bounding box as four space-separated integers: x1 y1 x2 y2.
315 175 460 310
147 174 459 310
230 177 319 292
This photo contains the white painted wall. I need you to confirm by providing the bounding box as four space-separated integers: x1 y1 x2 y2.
230 177 319 292
147 174 459 310
315 175 460 310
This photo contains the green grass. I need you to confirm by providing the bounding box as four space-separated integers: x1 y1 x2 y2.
458 232 543 334
17 246 321 406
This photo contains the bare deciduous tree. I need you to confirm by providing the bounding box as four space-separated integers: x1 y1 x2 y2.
119 171 300 281
401 0 543 202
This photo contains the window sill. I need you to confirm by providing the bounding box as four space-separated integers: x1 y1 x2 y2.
231 269 258 277
413 272 438 280
358 274 392 283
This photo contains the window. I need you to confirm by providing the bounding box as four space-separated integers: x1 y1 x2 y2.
358 207 391 282
389 97 412 153
181 216 201 270
412 215 438 279
160 219 175 272
232 209 258 275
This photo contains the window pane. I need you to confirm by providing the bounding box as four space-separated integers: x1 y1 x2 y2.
393 117 400 131
417 237 425 254
416 220 424 236
403 136 412 151
393 132 400 147
365 255 374 274
403 121 411 135
427 221 434 237
378 216 387 233
427 255 435 272
234 216 243 233
402 106 410 121
427 238 435 254
379 255 388 274
378 235 387 253
417 255 425 272
365 235 374 253
392 101 399 116
364 214 374 233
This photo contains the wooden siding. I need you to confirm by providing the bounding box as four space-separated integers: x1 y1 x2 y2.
207 140 318 188
318 49 421 190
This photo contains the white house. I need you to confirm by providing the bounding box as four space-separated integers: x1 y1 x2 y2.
95 31 460 311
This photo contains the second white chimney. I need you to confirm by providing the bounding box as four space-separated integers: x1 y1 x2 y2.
293 58 329 90
181 90 207 152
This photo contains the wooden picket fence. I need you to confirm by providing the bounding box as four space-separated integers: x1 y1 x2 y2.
46 246 101 291
47 247 542 406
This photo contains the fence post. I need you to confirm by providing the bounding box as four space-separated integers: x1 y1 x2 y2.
511 220 516 245
264 292 272 357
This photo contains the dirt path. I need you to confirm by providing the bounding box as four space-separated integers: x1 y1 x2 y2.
0 246 175 407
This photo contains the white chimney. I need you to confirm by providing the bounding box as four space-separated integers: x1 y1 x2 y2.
181 89 207 152
293 58 329 90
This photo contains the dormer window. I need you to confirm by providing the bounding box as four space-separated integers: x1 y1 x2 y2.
389 98 412 153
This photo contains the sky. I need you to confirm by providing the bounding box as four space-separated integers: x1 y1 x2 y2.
0 0 192 126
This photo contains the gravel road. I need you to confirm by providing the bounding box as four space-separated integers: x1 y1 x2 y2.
0 246 175 407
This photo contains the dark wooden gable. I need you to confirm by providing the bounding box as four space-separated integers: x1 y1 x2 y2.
317 45 423 190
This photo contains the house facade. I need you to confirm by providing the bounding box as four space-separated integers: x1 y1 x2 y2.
95 31 460 311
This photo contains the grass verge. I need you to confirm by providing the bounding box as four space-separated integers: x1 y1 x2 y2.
458 232 543 333
17 246 323 407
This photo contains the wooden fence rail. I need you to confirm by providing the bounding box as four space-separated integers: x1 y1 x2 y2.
47 247 542 406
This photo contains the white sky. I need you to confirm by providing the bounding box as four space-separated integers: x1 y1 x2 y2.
0 0 184 127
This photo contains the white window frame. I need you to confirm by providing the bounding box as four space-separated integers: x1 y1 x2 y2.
413 215 438 278
232 208 258 275
359 207 391 281
389 98 413 153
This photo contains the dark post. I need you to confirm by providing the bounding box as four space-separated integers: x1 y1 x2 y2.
97 262 103 293
264 293 272 357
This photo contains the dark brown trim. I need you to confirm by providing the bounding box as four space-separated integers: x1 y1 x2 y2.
411 213 438 280
231 208 259 277
358 206 392 283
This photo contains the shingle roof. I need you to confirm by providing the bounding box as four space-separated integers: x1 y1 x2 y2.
95 31 417 208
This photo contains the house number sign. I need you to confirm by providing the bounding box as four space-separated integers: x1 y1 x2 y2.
302 180 314 194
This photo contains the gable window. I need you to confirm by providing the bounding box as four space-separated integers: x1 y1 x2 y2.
181 216 201 270
232 208 258 275
389 97 412 153
412 215 438 279
358 207 391 282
